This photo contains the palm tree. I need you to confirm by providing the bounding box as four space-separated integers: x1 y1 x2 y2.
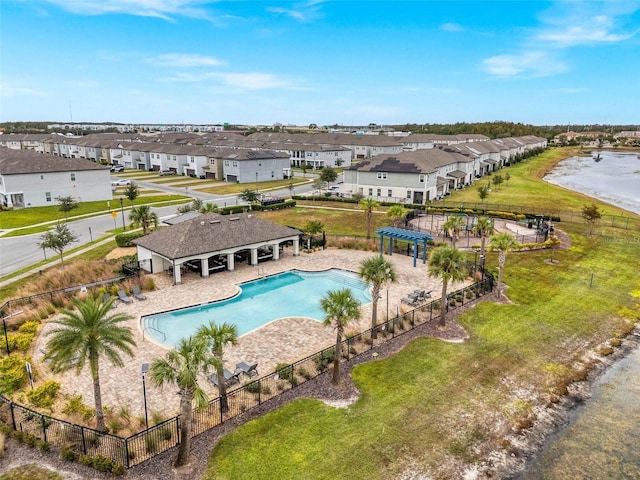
196 320 238 413
489 232 518 299
320 288 361 385
386 205 406 228
428 246 468 327
358 255 397 339
442 215 465 247
45 296 135 432
148 335 214 468
128 205 159 235
199 202 219 213
473 217 494 270
360 198 380 240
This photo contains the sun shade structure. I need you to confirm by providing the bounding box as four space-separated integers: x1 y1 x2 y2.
375 227 432 267
133 212 302 284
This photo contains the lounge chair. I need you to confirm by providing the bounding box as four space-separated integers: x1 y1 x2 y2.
117 289 133 304
401 297 418 306
207 369 240 388
235 361 259 378
132 285 146 301
102 293 112 303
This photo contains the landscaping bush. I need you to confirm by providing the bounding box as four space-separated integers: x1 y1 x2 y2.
112 463 126 475
26 380 61 409
37 439 50 451
115 231 144 247
92 454 114 472
275 363 293 381
17 320 40 334
315 348 335 372
6 332 35 352
62 394 94 421
0 354 30 394
60 445 77 462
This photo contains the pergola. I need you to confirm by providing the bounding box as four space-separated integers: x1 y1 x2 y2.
375 227 433 267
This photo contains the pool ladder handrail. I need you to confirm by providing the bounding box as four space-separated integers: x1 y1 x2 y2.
143 325 167 342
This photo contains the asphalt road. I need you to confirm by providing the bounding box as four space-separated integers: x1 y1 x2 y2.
0 175 321 277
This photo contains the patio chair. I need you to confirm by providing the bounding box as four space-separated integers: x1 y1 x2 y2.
102 293 112 304
207 369 240 388
132 285 146 301
235 361 259 378
117 289 133 304
401 297 419 306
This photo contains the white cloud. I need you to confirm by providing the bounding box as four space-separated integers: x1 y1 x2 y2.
482 51 567 78
0 81 48 98
148 53 225 67
441 23 465 33
534 2 640 47
162 71 298 90
32 0 218 21
266 0 325 22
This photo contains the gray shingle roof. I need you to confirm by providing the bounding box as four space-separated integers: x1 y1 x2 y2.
133 212 302 259
0 147 109 175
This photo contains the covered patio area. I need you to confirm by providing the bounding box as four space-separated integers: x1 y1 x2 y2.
375 226 433 267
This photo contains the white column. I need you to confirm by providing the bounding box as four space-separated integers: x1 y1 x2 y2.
273 243 280 260
251 248 258 266
227 253 235 272
174 264 182 285
201 258 209 278
293 238 300 256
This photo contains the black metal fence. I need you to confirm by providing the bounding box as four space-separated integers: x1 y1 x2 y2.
0 265 493 469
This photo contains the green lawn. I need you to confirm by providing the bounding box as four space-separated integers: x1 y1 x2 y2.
199 178 312 195
0 195 189 231
202 148 640 479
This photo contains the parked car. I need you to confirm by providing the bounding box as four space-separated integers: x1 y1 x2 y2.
110 165 125 172
159 170 176 176
111 179 131 187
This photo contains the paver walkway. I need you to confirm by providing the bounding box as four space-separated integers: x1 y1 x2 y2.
34 248 466 418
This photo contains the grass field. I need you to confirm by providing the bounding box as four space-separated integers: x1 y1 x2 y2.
201 147 640 479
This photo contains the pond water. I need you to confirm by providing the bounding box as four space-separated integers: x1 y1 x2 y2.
544 150 640 215
520 344 640 479
519 149 640 478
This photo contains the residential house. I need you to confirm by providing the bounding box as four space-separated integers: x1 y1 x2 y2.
0 148 112 208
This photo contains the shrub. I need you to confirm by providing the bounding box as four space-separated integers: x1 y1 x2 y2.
62 394 94 421
92 454 114 472
27 380 61 409
145 435 158 453
61 445 77 462
298 367 312 380
0 354 30 394
275 363 293 382
22 432 37 447
141 276 156 291
37 439 50 451
245 381 261 394
17 321 40 334
7 332 35 352
610 338 622 347
315 349 335 372
159 426 172 441
115 231 145 247
79 454 93 466
112 463 126 475
108 419 121 434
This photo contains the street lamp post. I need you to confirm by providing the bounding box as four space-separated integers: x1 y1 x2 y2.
141 363 149 429
255 172 258 193
119 197 126 231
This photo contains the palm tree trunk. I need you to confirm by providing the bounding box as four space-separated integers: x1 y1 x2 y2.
370 285 380 340
496 252 505 299
439 278 448 327
175 390 193 467
332 330 343 385
90 356 107 432
217 367 229 413
366 212 372 239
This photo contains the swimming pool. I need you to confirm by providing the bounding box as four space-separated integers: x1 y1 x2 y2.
141 269 371 348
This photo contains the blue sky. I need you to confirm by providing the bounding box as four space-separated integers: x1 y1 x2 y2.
2 1 639 126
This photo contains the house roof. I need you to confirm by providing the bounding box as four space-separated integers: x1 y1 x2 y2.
0 147 109 175
133 212 302 260
346 148 472 174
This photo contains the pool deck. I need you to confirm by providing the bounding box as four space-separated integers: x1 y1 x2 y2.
35 248 467 418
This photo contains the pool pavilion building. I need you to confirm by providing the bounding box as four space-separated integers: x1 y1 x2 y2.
132 213 303 284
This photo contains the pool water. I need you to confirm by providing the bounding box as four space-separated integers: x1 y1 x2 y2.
142 269 371 348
